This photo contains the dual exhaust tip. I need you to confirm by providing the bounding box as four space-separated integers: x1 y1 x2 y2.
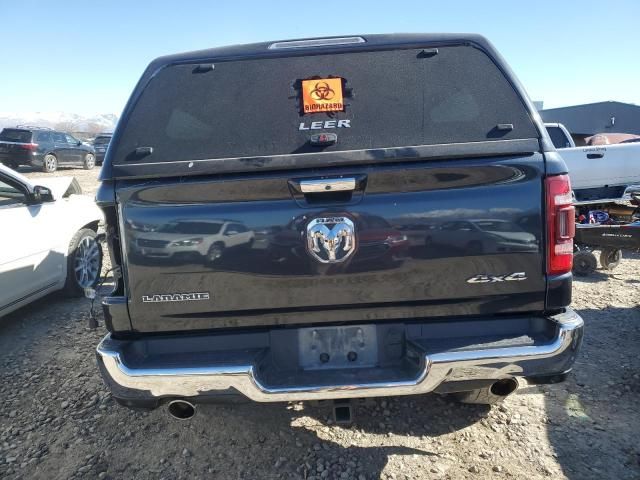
167 399 196 420
491 378 519 397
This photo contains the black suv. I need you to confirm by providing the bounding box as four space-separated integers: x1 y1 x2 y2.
0 126 96 172
92 133 112 165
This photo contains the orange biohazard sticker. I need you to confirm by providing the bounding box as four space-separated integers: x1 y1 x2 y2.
302 77 344 113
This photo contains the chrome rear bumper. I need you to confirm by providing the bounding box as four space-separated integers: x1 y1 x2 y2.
96 309 583 403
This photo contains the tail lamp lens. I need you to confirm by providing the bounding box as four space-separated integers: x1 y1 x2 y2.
546 174 575 275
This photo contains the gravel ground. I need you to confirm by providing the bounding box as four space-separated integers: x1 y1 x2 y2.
1 167 639 479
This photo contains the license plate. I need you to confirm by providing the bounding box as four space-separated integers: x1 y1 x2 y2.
298 325 377 370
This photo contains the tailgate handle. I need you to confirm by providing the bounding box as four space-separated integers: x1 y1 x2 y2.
299 178 357 193
587 152 604 159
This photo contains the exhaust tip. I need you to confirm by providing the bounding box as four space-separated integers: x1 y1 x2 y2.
490 378 519 397
167 399 196 420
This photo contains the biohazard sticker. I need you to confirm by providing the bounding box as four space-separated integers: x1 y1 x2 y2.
302 78 344 113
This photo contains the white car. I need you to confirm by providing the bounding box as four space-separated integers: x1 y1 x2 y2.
129 219 255 264
0 164 103 318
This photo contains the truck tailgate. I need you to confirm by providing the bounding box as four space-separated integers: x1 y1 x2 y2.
559 143 640 190
119 155 545 332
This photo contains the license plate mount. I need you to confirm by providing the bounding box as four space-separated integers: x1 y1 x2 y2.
298 325 378 370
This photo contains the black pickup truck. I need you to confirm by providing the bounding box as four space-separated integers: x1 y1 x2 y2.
95 34 583 418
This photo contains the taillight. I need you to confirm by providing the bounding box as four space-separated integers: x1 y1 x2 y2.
20 143 38 151
546 174 575 275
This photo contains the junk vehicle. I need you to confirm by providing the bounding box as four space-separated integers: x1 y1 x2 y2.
94 34 583 421
0 163 103 317
545 123 640 202
573 186 640 275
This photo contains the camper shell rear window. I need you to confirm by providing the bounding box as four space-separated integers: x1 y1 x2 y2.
111 44 538 173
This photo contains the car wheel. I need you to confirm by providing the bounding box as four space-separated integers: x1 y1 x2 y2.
63 228 103 297
206 243 225 265
83 153 96 170
572 250 597 276
43 153 58 173
600 248 622 270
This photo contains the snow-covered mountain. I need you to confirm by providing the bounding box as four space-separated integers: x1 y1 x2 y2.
0 112 118 132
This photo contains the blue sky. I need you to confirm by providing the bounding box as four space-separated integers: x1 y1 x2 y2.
1 0 638 115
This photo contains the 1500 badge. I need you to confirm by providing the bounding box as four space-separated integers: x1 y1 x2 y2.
466 272 527 284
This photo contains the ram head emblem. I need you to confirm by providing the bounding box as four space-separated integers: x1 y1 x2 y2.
306 217 356 263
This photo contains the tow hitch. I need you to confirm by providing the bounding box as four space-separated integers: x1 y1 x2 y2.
332 399 354 425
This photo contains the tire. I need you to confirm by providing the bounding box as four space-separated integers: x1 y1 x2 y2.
449 379 519 405
600 248 622 270
43 153 58 173
63 228 103 297
206 242 225 265
573 250 597 276
83 153 96 170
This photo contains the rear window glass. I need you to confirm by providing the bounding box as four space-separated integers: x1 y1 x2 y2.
34 131 52 143
546 126 571 149
0 129 32 143
94 136 111 145
114 46 537 165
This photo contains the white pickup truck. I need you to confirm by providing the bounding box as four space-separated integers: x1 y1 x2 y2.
545 123 640 201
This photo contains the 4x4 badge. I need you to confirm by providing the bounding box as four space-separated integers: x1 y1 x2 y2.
466 272 527 284
306 217 356 263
